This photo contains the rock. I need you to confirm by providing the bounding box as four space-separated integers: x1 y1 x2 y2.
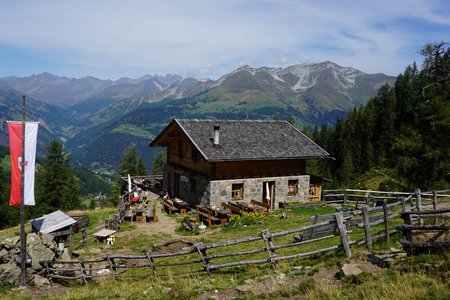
276 272 286 281
341 264 362 276
34 274 50 287
26 233 56 271
0 249 11 263
0 262 20 285
41 233 57 250
60 249 71 261
1 237 20 250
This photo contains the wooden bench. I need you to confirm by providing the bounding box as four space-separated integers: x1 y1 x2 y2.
146 205 157 222
196 205 220 227
124 209 133 222
163 199 179 214
250 199 270 213
221 203 243 215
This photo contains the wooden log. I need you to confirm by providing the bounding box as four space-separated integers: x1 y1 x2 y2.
433 191 438 225
146 251 158 276
401 210 413 242
208 258 269 270
273 245 340 262
196 244 211 276
261 229 277 268
401 208 450 216
400 240 450 249
335 213 351 257
362 206 372 251
78 258 88 284
372 229 399 241
383 201 389 243
396 224 450 231
274 235 335 251
401 197 406 212
206 248 266 260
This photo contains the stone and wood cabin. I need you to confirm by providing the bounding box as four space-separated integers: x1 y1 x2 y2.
150 119 330 209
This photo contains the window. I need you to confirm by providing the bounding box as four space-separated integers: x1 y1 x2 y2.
288 180 298 195
231 183 244 200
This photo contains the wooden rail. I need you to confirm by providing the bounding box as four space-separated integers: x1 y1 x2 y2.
43 214 352 282
43 188 450 283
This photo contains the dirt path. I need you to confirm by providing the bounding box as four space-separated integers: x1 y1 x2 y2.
115 192 181 239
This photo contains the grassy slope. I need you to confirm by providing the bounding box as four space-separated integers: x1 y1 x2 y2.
1 205 448 299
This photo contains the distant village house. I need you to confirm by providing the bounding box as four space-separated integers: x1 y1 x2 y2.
150 119 329 208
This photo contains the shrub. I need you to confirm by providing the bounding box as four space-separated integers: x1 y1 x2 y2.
228 211 268 226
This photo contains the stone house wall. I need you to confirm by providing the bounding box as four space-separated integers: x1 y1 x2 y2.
209 175 310 208
164 165 311 208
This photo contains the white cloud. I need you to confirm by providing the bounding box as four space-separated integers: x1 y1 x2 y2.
0 0 449 78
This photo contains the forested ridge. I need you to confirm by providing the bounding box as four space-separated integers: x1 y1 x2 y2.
310 42 450 190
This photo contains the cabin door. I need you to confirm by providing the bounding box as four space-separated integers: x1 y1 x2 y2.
174 173 180 198
262 181 275 209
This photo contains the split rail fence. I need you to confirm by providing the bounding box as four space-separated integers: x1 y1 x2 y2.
43 189 450 283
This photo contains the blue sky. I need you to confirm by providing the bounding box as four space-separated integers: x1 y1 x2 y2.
0 0 449 80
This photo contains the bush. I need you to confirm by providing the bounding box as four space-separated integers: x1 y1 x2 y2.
228 211 268 226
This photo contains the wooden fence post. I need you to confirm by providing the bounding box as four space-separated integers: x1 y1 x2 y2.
415 189 423 226
433 191 438 225
400 197 406 213
78 258 88 284
335 213 351 257
196 244 211 276
366 192 371 206
362 206 372 251
401 212 413 242
382 201 389 243
343 190 347 205
261 229 277 269
146 251 158 277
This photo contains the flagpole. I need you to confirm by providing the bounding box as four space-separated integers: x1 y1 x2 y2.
19 95 26 287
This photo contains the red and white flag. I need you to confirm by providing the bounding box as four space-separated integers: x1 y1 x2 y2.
7 121 39 206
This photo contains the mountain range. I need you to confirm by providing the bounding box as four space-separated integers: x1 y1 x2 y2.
0 61 396 175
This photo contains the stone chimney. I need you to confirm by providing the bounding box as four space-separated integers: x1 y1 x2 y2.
213 125 220 146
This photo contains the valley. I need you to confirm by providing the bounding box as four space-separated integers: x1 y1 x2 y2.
0 61 395 175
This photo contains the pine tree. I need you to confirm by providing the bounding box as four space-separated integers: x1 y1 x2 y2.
32 140 81 216
118 145 148 176
152 151 166 175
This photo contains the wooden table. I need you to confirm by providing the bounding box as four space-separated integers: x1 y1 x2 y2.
207 206 231 225
173 198 189 215
93 229 117 243
135 208 145 222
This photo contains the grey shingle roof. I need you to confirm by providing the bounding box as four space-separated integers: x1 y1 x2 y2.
151 119 329 162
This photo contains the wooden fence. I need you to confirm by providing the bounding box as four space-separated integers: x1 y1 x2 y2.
397 207 450 253
43 189 450 283
323 188 450 207
43 213 352 282
104 192 127 230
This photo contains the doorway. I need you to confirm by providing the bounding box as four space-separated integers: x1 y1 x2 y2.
174 173 180 198
262 181 275 209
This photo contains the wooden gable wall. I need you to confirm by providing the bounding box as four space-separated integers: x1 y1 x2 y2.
163 123 307 180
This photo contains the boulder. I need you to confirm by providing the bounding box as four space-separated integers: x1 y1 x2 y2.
26 234 56 271
1 236 20 250
341 264 362 276
0 262 20 285
41 233 57 251
34 274 51 287
0 249 11 263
